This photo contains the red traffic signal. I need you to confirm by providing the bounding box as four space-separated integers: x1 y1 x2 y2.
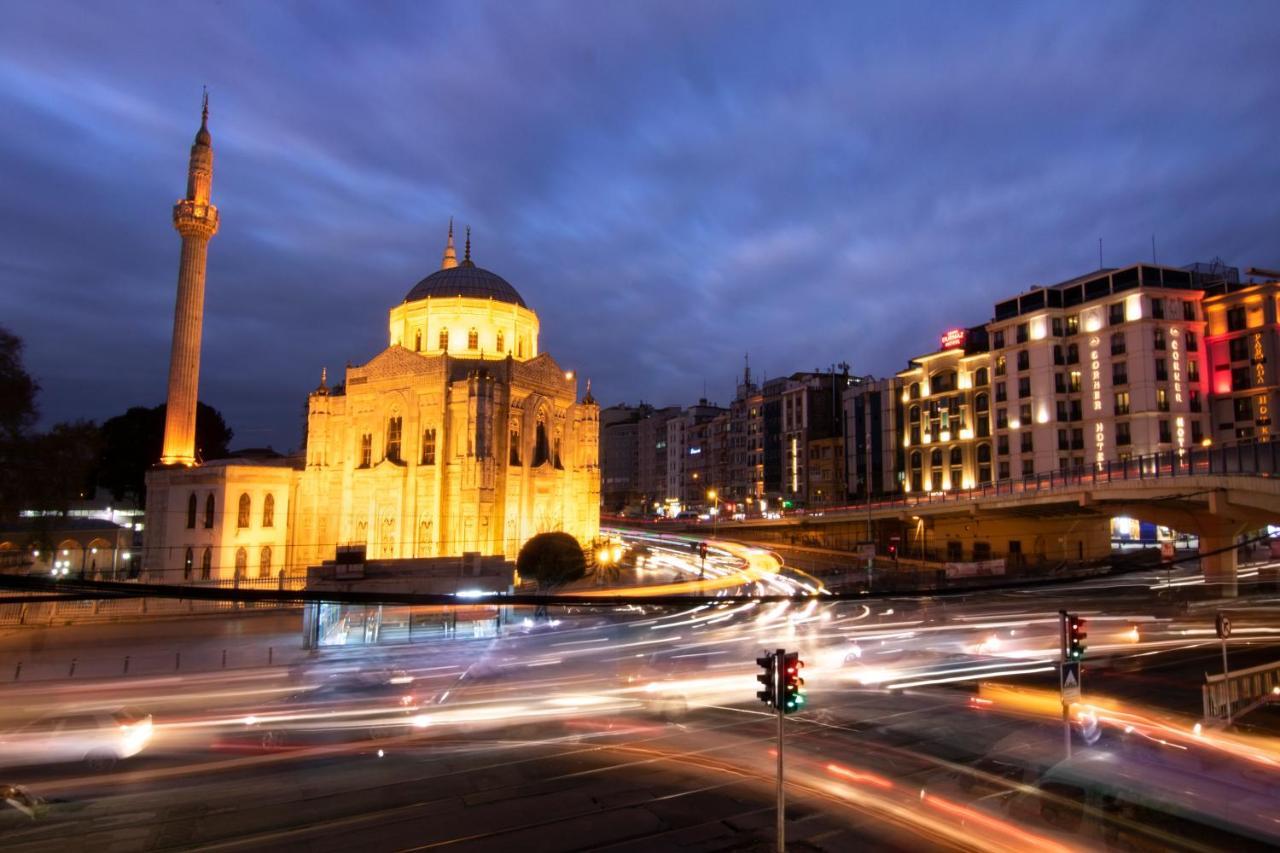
781 651 806 714
1066 613 1087 661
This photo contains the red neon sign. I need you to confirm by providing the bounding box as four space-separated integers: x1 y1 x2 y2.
940 328 967 350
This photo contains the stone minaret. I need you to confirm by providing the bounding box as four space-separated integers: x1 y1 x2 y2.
160 94 220 465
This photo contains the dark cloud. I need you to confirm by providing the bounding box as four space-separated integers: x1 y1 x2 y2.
1 1 1277 447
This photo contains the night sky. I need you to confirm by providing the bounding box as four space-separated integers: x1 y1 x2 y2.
3 2 1278 452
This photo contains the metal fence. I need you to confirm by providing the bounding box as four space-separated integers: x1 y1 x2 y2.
0 574 308 628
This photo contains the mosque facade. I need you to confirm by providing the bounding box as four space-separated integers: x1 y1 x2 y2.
143 105 599 583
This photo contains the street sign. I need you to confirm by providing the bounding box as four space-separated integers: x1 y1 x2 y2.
1216 613 1232 640
1061 661 1081 703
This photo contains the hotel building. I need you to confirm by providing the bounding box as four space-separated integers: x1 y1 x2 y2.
1203 271 1280 445
889 263 1224 495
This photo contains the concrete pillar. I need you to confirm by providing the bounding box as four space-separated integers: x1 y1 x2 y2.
1200 533 1238 599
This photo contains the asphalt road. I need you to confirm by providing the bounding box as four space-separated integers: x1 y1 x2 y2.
0 537 1277 851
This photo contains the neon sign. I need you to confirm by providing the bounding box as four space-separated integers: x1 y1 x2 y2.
1170 328 1182 405
1088 336 1102 413
940 328 967 350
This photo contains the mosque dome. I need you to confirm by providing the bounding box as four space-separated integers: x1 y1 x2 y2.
403 224 527 308
405 264 526 308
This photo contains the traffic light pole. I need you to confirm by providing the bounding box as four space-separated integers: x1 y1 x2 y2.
1058 611 1071 760
774 647 785 853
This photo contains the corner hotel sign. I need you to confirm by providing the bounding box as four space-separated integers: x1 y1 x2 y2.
1089 335 1105 464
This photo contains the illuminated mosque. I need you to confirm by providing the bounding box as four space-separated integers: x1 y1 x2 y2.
143 101 600 582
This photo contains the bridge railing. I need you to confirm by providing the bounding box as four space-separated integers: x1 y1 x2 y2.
729 437 1280 521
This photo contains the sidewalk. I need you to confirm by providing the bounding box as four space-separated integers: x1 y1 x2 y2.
0 610 304 684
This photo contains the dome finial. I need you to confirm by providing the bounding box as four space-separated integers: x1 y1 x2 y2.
462 226 473 267
441 217 458 269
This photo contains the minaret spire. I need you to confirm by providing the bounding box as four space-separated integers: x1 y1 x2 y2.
462 226 473 266
440 218 458 269
160 95 221 466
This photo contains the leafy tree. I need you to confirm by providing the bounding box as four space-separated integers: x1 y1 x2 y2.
0 327 40 519
96 402 233 507
516 531 586 591
22 420 102 514
0 326 38 442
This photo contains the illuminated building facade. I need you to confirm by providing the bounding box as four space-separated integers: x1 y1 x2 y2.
895 327 992 493
145 114 599 582
1203 274 1280 445
984 263 1211 479
882 264 1228 495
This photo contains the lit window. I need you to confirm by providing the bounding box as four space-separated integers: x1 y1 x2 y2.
262 494 275 528
259 546 272 579
237 493 251 529
439 329 449 351
468 328 479 350
496 331 505 352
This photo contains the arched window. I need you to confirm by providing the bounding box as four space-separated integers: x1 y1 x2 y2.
183 547 194 580
533 418 550 466
234 547 247 580
496 331 504 352
237 493 251 529
949 446 963 489
204 494 215 529
554 435 563 469
909 451 923 492
201 547 212 580
414 330 422 352
421 428 436 465
259 546 272 579
974 367 989 386
468 328 479 350
386 416 402 462
977 443 993 485
930 448 943 469
949 446 963 466
262 494 275 528
909 405 921 423
438 329 449 351
517 338 524 358
974 393 989 412
509 427 521 465
186 494 197 529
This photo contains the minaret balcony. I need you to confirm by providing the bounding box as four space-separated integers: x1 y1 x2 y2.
172 200 220 236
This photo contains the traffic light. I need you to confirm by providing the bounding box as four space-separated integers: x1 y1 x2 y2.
756 652 777 708
1066 613 1088 661
781 652 806 714
699 543 708 560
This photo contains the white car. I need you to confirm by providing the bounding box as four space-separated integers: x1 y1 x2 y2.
0 707 153 771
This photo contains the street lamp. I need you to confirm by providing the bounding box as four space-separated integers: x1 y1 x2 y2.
707 489 720 538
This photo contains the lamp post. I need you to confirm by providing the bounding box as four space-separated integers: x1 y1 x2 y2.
707 489 719 538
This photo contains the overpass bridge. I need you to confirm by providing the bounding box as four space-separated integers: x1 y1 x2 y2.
715 440 1280 596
